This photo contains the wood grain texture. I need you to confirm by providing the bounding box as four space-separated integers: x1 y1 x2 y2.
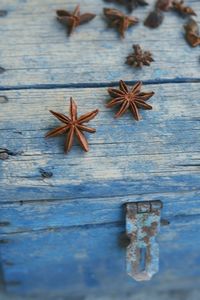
0 83 199 204
1 220 200 298
0 0 200 298
0 0 200 88
0 190 200 234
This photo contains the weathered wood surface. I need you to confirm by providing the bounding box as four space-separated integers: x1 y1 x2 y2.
0 190 200 234
0 0 200 298
0 83 199 204
0 0 200 88
1 219 200 297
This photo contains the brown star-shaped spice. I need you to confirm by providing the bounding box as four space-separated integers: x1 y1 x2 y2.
103 8 139 38
126 44 154 68
106 80 154 120
46 98 99 153
56 5 96 36
104 0 148 12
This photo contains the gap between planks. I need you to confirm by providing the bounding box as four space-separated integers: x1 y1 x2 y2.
1 78 200 91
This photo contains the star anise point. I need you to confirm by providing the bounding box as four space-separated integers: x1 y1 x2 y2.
104 0 148 12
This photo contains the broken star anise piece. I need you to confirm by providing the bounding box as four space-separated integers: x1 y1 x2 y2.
104 0 148 12
103 8 139 38
56 5 96 36
126 44 154 68
46 98 99 153
184 18 200 47
156 0 173 11
106 80 154 120
172 0 196 17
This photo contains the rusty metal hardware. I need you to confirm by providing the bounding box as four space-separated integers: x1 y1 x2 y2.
126 200 162 282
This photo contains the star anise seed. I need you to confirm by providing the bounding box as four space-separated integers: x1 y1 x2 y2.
172 0 196 17
184 18 200 47
126 44 154 68
144 9 164 29
106 80 154 120
46 98 99 153
103 8 139 38
56 5 96 36
104 0 148 12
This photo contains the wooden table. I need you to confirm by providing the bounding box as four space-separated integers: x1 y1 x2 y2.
0 0 200 299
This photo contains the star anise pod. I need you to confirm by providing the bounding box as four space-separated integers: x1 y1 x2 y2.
172 0 196 17
184 18 200 47
56 5 96 36
46 98 99 153
156 0 173 11
103 8 139 38
106 80 154 120
104 0 148 12
144 9 164 28
126 44 154 68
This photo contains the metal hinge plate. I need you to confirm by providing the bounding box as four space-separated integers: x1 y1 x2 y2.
126 201 162 281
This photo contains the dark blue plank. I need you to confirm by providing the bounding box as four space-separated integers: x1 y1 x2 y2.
0 219 200 298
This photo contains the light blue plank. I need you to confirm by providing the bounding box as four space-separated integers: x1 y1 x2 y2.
0 83 199 203
0 0 199 88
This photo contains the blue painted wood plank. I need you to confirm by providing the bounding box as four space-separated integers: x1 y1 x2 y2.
0 190 200 234
0 0 199 88
0 83 199 203
0 220 200 298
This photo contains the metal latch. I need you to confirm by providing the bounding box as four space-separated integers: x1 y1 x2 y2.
126 201 162 282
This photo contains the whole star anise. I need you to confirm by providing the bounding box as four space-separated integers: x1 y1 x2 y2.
46 98 99 153
106 80 154 120
104 0 148 12
103 8 139 38
126 44 154 68
172 0 196 17
56 5 96 36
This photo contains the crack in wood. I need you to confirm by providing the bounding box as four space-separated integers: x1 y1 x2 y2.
0 96 8 103
0 67 5 74
0 10 7 17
